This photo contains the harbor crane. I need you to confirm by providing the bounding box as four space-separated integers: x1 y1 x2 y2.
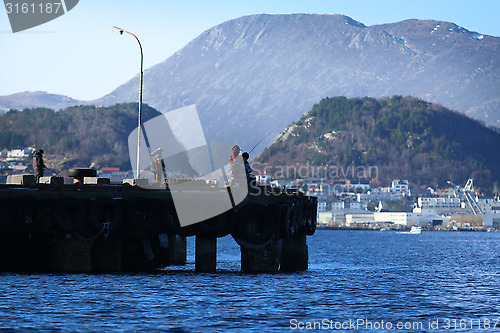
447 178 483 215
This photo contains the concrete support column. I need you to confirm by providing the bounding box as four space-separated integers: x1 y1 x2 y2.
91 234 122 272
49 233 94 272
168 234 187 265
280 234 308 271
195 235 217 272
240 239 282 273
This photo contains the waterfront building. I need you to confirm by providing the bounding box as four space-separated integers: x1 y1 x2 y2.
331 201 345 210
477 198 500 214
483 214 500 228
317 201 328 213
417 197 461 209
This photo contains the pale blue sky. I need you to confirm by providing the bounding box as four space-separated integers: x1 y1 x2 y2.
1 0 498 101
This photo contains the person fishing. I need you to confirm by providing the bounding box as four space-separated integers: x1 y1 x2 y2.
33 149 47 182
242 151 256 186
151 148 166 184
229 145 246 186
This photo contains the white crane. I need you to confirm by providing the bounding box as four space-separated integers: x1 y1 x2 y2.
447 178 483 215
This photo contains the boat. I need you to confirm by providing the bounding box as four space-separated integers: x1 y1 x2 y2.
399 226 422 234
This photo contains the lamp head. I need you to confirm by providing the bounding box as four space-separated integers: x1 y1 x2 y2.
111 26 124 35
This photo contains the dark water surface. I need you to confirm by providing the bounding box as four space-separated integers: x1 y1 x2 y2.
1 230 499 332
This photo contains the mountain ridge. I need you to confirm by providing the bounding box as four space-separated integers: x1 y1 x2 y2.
2 14 498 156
0 91 83 113
93 13 500 154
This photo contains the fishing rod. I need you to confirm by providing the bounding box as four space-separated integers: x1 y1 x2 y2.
44 167 59 176
162 163 182 180
248 131 272 154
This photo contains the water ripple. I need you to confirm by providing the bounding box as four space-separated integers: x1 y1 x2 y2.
1 231 499 332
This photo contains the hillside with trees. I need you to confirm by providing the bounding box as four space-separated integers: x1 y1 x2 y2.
0 103 161 170
258 96 500 193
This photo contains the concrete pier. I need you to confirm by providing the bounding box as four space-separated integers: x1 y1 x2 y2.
240 239 282 273
91 234 122 272
168 234 187 265
280 234 308 271
0 179 316 273
49 233 94 272
195 235 217 272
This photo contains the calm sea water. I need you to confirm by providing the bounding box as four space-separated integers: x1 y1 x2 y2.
1 230 499 332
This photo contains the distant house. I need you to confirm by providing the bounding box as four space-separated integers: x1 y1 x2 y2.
349 201 368 210
7 148 32 158
317 201 328 213
331 201 345 210
255 174 272 186
391 179 409 193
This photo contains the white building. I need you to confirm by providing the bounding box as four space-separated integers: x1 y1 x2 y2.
347 211 449 227
483 214 500 228
98 169 134 184
391 179 409 193
418 197 461 209
357 191 403 203
346 213 375 225
477 199 500 214
331 201 345 210
7 148 32 158
349 201 368 210
317 201 328 213
373 212 410 225
255 174 272 186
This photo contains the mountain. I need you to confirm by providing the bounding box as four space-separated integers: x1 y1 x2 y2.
93 14 499 155
257 96 500 192
0 103 161 170
0 91 83 113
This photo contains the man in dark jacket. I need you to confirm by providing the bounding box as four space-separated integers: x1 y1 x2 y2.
242 151 256 186
33 149 47 182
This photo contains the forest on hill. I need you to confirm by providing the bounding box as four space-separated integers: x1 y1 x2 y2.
0 103 161 170
258 96 500 192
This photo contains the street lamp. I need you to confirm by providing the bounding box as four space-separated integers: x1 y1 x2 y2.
111 26 143 179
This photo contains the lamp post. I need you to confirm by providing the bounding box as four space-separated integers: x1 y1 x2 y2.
111 26 143 179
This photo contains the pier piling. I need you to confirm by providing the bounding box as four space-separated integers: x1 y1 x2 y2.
280 234 308 271
240 239 282 273
195 235 217 272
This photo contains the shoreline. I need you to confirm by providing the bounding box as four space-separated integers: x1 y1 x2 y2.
317 226 496 232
